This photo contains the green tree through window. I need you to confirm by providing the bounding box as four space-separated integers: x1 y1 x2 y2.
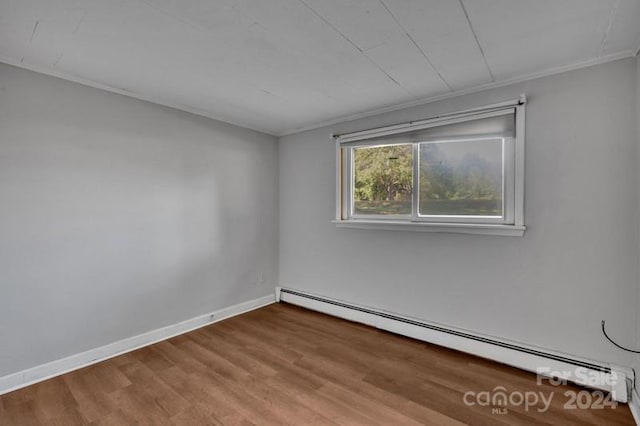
352 140 503 217
419 141 502 216
353 144 412 215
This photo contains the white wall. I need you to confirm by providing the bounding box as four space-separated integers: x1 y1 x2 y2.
635 55 640 392
279 58 639 367
0 63 278 377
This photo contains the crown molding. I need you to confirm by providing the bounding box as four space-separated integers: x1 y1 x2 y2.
0 49 634 139
0 55 276 136
277 50 636 137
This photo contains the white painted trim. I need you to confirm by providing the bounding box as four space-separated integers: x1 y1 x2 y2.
0 294 275 396
514 101 526 227
332 220 526 236
278 50 636 136
0 56 274 136
335 137 342 221
334 97 526 234
629 388 640 425
334 101 519 143
278 287 629 402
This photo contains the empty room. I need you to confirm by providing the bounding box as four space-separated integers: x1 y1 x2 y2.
1 1 640 425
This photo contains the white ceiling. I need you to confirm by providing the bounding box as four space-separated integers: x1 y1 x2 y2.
1 0 639 135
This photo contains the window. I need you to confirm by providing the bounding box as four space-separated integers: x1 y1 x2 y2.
335 97 526 236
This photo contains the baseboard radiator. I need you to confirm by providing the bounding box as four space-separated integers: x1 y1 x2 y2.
276 287 631 403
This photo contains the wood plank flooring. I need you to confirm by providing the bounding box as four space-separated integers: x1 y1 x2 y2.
0 303 634 425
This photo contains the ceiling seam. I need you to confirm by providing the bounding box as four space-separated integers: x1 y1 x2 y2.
29 20 39 45
378 0 454 92
72 12 86 35
277 50 634 136
136 0 211 33
599 0 620 57
296 0 409 92
458 0 495 83
136 0 297 105
53 53 63 68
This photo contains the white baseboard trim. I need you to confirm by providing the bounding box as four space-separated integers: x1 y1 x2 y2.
629 388 640 425
0 294 275 396
277 287 630 403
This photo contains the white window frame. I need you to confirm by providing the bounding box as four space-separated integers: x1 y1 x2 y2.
333 96 526 237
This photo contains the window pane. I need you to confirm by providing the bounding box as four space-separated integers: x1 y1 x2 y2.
353 144 412 215
419 139 503 217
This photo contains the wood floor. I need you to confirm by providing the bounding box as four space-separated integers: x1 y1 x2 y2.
0 303 634 425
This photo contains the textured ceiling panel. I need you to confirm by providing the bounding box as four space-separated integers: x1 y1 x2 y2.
0 0 637 135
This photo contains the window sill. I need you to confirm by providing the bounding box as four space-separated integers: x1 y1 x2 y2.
332 220 526 236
